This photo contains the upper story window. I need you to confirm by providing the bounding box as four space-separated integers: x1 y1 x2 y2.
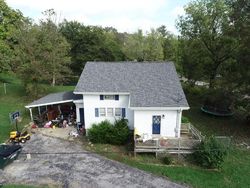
104 95 115 100
100 95 119 100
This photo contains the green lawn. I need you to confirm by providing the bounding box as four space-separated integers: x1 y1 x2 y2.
183 90 250 144
84 86 250 188
85 141 250 188
1 74 250 188
0 73 74 143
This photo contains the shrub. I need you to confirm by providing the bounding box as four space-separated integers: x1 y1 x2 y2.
162 155 173 165
183 84 206 96
181 116 190 123
87 120 113 143
192 136 227 169
203 89 233 113
87 118 130 145
110 118 130 145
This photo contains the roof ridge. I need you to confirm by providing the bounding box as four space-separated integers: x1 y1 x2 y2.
86 61 174 64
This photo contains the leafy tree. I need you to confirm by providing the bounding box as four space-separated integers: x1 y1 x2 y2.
178 38 206 85
144 29 164 61
60 21 124 75
228 0 250 93
15 10 70 97
226 0 250 119
39 10 71 86
122 29 145 61
0 0 24 73
157 25 177 61
177 0 238 88
122 29 164 61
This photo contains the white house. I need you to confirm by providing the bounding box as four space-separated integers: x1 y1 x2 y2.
74 62 189 138
25 61 189 138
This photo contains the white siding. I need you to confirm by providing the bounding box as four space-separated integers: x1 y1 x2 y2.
83 94 134 129
134 110 181 138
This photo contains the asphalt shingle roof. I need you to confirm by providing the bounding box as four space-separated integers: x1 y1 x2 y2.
26 91 82 108
74 62 189 108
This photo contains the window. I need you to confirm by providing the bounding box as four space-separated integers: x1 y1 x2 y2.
104 95 115 100
115 108 122 117
99 108 106 117
100 95 119 100
107 108 113 116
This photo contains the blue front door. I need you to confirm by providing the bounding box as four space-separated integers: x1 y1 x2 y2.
152 116 161 134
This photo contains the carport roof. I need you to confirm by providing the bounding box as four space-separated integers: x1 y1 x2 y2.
25 91 82 108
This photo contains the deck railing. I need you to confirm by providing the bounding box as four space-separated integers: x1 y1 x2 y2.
181 123 204 141
134 138 201 156
134 123 204 156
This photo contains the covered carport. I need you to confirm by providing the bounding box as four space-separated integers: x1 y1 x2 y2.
25 91 83 124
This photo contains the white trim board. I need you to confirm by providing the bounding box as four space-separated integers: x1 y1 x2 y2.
74 92 130 95
25 100 74 108
130 107 190 110
73 99 84 104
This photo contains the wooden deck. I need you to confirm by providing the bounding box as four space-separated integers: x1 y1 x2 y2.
134 123 203 156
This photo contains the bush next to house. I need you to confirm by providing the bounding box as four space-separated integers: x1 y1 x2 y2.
87 120 113 143
162 155 173 165
181 116 190 123
110 118 130 145
192 136 228 169
87 118 130 145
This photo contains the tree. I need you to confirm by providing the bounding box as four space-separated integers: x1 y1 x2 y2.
178 38 206 85
144 29 164 61
157 25 177 61
122 29 164 61
60 21 124 75
0 0 24 73
15 10 70 97
39 10 71 86
225 0 250 120
177 0 238 88
228 0 250 93
122 30 145 61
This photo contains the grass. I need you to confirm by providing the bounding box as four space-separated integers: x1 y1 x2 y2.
85 141 250 188
1 185 43 188
1 74 250 188
84 85 250 188
183 88 250 144
0 73 74 143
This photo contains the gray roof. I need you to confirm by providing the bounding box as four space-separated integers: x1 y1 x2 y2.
26 91 82 108
74 62 189 108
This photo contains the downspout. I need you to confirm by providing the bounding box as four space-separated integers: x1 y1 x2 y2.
175 109 182 138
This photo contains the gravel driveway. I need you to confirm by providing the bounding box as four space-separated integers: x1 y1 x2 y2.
0 133 186 188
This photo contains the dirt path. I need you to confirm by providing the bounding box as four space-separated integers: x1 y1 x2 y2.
0 133 186 188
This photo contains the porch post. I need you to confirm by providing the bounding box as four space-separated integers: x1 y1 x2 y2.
29 108 33 121
58 105 62 114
